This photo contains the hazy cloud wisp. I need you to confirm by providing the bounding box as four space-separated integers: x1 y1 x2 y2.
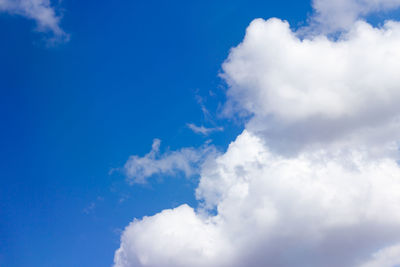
187 123 223 136
0 0 68 41
310 0 400 33
124 139 218 184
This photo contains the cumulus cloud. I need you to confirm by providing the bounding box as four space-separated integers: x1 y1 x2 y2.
114 4 400 267
0 0 68 41
187 123 223 136
222 18 400 155
124 139 217 184
116 131 400 267
114 204 231 267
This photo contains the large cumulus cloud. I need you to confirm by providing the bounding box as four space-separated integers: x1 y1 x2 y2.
115 130 400 267
114 8 400 267
222 18 400 154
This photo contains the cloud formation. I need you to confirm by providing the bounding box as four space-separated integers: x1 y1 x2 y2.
310 0 400 33
116 131 400 267
0 0 68 41
360 244 400 267
114 2 400 267
124 139 217 184
223 18 400 155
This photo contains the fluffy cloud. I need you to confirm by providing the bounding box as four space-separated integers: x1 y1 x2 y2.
311 0 400 32
0 0 67 41
114 5 400 267
124 139 217 184
222 18 400 155
115 131 400 267
114 204 231 267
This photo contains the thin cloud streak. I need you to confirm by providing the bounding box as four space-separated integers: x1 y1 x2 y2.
124 139 218 184
187 123 223 136
0 0 68 42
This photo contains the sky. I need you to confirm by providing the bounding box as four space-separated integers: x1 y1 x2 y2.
2 0 400 267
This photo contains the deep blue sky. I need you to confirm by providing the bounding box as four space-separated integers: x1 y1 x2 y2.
0 1 312 266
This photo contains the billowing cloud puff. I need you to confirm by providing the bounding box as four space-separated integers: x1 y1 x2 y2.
114 11 400 267
223 18 400 154
114 204 231 267
0 0 68 41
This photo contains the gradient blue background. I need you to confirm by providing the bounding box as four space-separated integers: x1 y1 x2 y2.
3 0 382 266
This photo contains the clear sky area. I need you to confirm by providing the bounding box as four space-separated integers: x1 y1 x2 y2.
2 1 400 267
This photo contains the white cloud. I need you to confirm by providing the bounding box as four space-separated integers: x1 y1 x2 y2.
187 123 223 136
124 139 218 184
195 94 213 122
115 131 400 267
360 243 400 267
222 18 400 155
310 0 400 33
114 5 400 267
0 0 68 41
114 204 231 267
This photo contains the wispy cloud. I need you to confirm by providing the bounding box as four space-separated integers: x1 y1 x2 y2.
82 196 104 215
123 139 218 184
187 123 223 136
309 0 400 33
83 202 96 215
195 94 213 122
360 243 400 267
0 0 68 42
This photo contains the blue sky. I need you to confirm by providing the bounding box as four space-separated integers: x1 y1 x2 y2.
3 1 400 267
0 1 310 266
